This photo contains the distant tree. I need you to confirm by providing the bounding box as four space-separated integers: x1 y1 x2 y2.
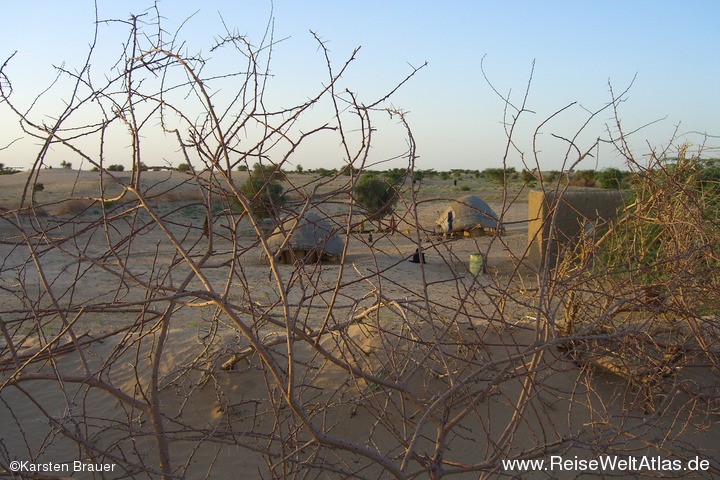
177 163 191 172
295 164 304 174
544 170 561 183
597 167 629 189
384 168 407 185
341 165 360 176
419 169 436 179
482 167 516 184
239 163 285 219
107 164 125 172
571 169 597 187
521 169 537 184
354 173 399 226
696 159 720 195
316 167 336 177
237 164 248 172
60 160 72 169
0 163 20 175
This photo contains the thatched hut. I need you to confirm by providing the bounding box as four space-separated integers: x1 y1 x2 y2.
435 195 502 236
265 211 344 264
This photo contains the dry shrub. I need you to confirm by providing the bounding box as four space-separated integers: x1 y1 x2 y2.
48 197 97 216
1 6 719 480
556 143 720 413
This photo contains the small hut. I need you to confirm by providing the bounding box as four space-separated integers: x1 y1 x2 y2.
265 211 344 264
435 195 502 236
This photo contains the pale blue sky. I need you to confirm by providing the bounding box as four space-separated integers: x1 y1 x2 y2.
1 1 718 171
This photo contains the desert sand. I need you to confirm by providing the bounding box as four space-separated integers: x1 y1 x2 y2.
1 169 718 479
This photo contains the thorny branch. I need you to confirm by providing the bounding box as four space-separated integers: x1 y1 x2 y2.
0 6 718 480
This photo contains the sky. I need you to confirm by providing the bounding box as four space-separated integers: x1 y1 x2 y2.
1 1 719 172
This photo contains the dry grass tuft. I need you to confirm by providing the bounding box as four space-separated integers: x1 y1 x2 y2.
49 198 98 216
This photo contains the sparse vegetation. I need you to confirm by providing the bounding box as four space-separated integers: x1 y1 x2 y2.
482 166 516 184
383 167 407 185
239 162 285 219
521 168 536 184
315 167 337 177
0 6 718 480
53 198 96 216
570 169 597 187
597 167 630 189
354 173 399 223
0 163 20 175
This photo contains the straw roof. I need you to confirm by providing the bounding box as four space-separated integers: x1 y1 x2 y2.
435 195 500 233
266 211 344 260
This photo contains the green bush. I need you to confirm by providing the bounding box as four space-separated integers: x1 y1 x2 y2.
315 167 337 177
340 165 359 176
107 164 125 172
417 169 436 179
570 170 597 187
384 168 407 185
354 173 399 222
177 163 191 172
239 163 285 219
482 167 516 184
593 151 719 304
597 168 630 189
521 169 537 183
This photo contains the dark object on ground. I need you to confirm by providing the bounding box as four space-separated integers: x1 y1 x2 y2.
410 248 426 264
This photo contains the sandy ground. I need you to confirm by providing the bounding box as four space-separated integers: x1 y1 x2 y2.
1 169 718 479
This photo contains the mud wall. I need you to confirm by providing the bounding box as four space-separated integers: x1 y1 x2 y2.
527 189 626 271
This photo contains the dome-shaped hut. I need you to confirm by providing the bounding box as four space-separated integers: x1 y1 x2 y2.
435 195 502 236
265 211 344 264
